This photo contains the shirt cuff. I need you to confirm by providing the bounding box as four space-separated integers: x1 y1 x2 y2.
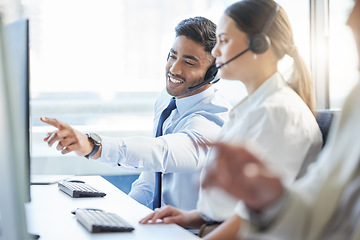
244 191 288 231
96 136 124 167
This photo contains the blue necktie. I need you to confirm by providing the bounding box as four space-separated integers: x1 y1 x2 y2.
153 97 177 209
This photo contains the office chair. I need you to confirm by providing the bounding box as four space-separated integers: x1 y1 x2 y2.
315 109 337 147
296 109 337 179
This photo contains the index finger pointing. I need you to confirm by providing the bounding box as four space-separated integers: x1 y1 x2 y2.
40 117 67 130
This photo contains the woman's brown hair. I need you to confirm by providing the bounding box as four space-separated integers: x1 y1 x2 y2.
225 0 315 113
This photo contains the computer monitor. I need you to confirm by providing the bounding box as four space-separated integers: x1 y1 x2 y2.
3 18 30 203
0 16 29 240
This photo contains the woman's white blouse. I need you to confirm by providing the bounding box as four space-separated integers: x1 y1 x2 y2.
197 72 323 222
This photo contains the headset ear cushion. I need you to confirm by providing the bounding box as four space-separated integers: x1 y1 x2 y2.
204 65 218 82
249 33 271 54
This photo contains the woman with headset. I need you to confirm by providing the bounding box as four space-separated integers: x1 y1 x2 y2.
140 0 322 239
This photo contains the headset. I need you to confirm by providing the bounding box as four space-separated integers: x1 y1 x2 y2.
248 3 280 54
187 2 280 92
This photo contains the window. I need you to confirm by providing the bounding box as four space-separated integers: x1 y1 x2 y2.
18 0 311 175
23 0 244 175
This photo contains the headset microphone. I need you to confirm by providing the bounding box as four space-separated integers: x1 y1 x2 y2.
187 47 250 92
187 65 220 92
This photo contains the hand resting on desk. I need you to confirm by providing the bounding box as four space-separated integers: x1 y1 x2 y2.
140 206 206 229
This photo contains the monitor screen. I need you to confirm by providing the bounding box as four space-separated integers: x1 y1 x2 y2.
0 17 29 240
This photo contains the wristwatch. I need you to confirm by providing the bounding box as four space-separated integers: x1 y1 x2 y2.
85 133 102 159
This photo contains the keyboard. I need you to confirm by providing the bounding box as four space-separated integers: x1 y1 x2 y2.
58 180 106 198
72 208 135 233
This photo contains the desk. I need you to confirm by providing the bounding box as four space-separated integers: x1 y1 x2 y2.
26 175 200 240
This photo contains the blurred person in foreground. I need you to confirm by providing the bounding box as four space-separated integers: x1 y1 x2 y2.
202 0 360 239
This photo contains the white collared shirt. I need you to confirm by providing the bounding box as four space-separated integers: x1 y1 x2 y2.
96 86 231 210
197 72 323 221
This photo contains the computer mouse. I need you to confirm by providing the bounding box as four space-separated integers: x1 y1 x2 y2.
67 180 85 183
71 208 103 215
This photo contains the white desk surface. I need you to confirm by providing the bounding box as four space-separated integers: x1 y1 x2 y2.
26 175 200 240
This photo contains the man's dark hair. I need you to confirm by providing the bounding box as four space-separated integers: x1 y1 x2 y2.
175 17 216 54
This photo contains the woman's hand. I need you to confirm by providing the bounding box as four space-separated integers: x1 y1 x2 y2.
140 206 205 229
139 206 190 226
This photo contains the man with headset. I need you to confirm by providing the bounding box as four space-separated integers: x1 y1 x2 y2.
41 17 231 211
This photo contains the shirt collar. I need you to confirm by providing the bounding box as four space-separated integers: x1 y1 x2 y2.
175 86 216 116
232 72 286 113
248 72 285 103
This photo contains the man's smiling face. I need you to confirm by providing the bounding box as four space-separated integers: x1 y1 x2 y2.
165 36 213 98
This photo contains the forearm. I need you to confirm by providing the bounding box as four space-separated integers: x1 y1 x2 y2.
204 215 242 240
240 189 309 240
244 190 288 231
98 134 208 172
185 210 207 229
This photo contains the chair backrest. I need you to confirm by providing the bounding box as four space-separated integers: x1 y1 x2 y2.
315 109 336 147
296 109 337 179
